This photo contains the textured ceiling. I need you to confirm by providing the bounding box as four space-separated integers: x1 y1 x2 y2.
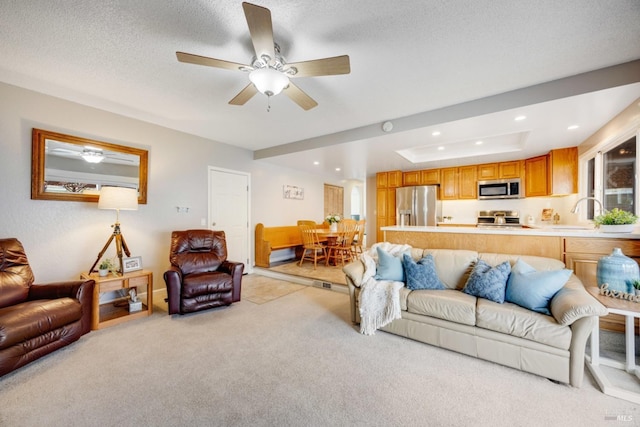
1 1 639 180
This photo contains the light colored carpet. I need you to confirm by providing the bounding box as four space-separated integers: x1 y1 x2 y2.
1 275 639 427
267 260 348 286
242 274 305 304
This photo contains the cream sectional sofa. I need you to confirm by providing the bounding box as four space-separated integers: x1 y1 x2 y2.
343 248 608 388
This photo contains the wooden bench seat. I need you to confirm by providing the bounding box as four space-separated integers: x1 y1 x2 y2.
254 223 327 267
255 224 304 268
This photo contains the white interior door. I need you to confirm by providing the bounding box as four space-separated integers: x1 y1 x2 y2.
208 167 250 269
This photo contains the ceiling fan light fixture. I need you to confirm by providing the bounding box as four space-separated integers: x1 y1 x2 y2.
249 67 289 96
81 150 104 163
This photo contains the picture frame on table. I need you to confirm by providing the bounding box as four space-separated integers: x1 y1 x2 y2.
123 256 142 273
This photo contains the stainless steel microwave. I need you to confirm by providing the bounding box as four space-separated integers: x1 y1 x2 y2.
478 179 522 200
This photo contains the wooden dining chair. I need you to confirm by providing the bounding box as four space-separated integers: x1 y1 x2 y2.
326 222 358 266
340 218 357 228
351 219 366 257
298 224 327 269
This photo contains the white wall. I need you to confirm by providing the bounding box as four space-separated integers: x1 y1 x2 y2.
0 82 329 286
251 160 331 225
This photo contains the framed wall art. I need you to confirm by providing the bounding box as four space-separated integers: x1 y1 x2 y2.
283 185 304 200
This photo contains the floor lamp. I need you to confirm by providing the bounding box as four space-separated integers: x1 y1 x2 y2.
89 186 139 275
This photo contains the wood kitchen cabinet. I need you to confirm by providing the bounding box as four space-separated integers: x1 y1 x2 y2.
403 169 440 187
376 171 401 243
525 155 549 197
525 148 577 197
440 167 459 200
563 237 640 333
376 188 397 242
458 165 477 199
477 163 499 180
402 171 420 186
420 169 440 185
376 170 401 188
548 147 578 195
499 160 522 179
441 166 476 200
478 161 522 181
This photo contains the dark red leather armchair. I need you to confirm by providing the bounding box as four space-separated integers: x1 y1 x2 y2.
164 230 243 315
0 238 95 377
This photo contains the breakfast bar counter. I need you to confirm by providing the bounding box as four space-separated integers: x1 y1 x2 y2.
382 224 640 239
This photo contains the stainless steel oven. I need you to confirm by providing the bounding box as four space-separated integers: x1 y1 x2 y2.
478 179 521 200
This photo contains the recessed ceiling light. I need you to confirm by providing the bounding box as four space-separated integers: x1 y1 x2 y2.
475 140 483 145
432 131 441 136
437 146 444 151
568 125 579 130
313 161 319 165
515 115 526 121
335 167 341 171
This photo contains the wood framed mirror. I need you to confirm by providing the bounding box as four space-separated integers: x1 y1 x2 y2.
31 128 148 204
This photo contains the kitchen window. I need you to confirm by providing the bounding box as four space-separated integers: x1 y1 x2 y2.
583 133 637 219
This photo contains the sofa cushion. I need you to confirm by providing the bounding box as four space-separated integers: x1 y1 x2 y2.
506 259 572 315
0 298 82 350
374 247 405 282
479 253 566 271
181 271 233 298
422 249 478 290
476 299 572 350
463 259 511 303
402 254 446 290
0 238 35 309
407 289 477 326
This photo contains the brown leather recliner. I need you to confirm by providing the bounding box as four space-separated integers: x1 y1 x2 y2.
0 238 95 377
164 230 243 315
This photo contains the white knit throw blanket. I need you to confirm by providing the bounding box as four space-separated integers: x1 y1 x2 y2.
358 243 411 335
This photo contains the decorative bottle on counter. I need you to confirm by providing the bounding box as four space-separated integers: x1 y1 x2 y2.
596 247 639 293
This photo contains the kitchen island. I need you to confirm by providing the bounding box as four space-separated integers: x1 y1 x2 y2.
381 224 640 333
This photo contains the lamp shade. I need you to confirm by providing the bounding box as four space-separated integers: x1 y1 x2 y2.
249 67 289 96
98 186 138 211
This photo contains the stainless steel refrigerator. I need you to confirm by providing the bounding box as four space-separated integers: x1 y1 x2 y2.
396 185 442 226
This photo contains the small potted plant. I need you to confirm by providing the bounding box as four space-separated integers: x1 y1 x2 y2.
98 257 115 277
593 208 638 233
325 213 341 232
633 280 640 297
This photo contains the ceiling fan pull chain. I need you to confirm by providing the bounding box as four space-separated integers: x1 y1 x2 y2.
267 94 271 112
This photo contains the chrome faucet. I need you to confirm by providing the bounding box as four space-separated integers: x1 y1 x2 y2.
570 197 604 215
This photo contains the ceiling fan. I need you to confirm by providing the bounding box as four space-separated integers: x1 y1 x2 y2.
176 2 350 110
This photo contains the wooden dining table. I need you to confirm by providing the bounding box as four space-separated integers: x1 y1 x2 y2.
312 228 339 246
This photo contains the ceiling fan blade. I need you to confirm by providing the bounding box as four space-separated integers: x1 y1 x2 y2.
242 2 275 60
287 55 351 78
229 84 259 106
176 52 249 72
283 82 318 110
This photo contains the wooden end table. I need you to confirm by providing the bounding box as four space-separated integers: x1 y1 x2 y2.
586 287 640 404
81 269 153 330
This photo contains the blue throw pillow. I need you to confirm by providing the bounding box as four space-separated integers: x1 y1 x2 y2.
463 259 511 303
505 259 572 315
402 253 446 290
374 247 404 282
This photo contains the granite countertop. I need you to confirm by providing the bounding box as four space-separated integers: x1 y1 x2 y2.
381 224 640 239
